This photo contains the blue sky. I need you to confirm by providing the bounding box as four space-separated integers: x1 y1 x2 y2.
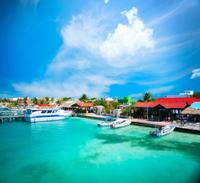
0 0 200 98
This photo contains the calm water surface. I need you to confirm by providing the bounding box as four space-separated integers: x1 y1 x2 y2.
0 117 200 183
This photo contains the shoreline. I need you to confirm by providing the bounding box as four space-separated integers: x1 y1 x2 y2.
78 113 200 135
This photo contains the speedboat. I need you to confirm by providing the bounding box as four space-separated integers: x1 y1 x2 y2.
149 124 176 137
110 118 131 128
97 116 115 127
24 108 72 122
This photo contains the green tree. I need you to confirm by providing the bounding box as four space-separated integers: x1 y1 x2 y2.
7 102 17 108
79 94 88 102
32 97 38 104
56 99 62 105
193 92 200 98
62 97 70 101
121 108 130 116
45 97 50 104
143 92 153 102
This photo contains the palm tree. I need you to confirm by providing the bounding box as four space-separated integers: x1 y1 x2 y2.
143 92 152 102
45 97 50 104
32 97 38 104
79 94 88 102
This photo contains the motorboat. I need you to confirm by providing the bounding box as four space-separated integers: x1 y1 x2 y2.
149 124 176 137
24 108 72 122
110 118 131 128
97 116 115 127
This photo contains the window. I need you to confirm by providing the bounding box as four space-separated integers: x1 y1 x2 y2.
41 110 46 113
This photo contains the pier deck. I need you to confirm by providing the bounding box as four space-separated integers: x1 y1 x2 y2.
0 115 24 122
79 113 200 134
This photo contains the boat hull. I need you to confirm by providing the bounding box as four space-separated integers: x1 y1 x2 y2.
25 115 68 122
150 125 176 137
97 122 113 127
110 119 131 128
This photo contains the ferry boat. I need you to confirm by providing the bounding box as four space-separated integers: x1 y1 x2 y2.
24 108 72 122
149 124 176 137
110 118 131 128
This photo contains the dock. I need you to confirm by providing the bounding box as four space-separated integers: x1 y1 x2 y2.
78 113 200 135
0 115 24 123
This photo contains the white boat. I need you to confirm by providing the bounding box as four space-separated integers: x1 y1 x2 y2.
24 108 72 122
110 118 131 128
97 116 116 127
149 124 176 137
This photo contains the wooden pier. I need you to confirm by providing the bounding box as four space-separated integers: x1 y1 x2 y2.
0 115 24 123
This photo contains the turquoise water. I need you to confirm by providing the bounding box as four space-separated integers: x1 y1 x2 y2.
0 118 200 183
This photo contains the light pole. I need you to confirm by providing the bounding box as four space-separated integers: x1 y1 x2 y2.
146 103 149 121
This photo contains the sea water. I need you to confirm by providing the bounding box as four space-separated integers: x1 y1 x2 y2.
0 117 200 183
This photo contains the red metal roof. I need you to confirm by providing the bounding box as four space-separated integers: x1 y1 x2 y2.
35 104 56 108
134 98 194 109
156 97 200 105
159 102 187 109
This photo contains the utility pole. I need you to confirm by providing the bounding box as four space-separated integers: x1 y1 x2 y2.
146 103 148 121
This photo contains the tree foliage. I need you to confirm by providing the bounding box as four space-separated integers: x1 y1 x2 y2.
143 92 154 102
79 94 88 102
193 92 200 98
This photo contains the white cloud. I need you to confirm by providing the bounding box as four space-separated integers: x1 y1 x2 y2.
104 0 110 4
20 0 40 7
61 13 105 53
147 0 196 26
130 86 174 98
191 68 200 79
100 7 155 65
148 86 174 94
13 6 156 97
13 75 120 98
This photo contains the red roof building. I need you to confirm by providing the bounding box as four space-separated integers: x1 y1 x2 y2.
135 97 200 109
135 102 159 108
134 97 200 121
72 102 94 108
156 97 200 105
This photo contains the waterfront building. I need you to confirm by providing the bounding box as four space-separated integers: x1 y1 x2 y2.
17 97 24 107
134 97 200 121
113 109 122 117
71 102 94 113
93 105 104 115
24 97 33 106
60 99 80 110
182 102 200 122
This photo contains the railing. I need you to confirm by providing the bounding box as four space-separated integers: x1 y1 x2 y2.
0 110 24 116
0 110 25 122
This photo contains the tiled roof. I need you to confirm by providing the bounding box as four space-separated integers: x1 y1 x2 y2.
135 102 159 108
74 102 94 107
182 107 200 115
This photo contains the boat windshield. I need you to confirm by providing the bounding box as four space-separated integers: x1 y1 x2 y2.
27 109 39 114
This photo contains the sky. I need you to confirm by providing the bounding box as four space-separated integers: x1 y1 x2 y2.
0 0 200 98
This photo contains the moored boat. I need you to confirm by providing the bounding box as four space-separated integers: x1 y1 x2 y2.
149 124 176 137
24 108 72 122
97 116 116 127
110 118 131 128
